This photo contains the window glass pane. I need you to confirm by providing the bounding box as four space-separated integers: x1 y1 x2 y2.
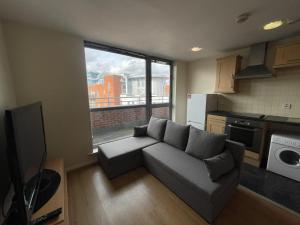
84 47 147 146
85 47 146 108
152 106 169 119
90 107 147 145
151 62 170 104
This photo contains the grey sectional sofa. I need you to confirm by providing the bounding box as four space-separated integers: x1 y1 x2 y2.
98 117 245 223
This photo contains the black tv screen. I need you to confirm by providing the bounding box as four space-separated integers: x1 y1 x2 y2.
9 103 46 184
5 102 47 224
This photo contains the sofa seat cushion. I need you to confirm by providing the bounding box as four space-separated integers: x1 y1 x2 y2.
98 136 158 178
142 142 239 204
100 136 158 159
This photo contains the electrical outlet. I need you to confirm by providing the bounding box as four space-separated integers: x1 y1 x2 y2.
283 103 292 109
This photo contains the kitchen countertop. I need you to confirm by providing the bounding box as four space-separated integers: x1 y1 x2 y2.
208 111 300 126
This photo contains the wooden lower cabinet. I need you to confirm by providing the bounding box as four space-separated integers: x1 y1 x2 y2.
206 114 226 134
244 150 261 167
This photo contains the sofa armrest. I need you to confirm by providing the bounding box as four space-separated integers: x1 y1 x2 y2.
224 140 245 169
133 125 148 137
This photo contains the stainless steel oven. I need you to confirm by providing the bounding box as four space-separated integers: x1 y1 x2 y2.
225 117 266 153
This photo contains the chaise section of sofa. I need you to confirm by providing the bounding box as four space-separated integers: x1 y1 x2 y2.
98 136 158 179
98 117 167 179
142 141 242 223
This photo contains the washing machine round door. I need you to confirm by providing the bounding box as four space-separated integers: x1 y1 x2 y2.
275 148 300 167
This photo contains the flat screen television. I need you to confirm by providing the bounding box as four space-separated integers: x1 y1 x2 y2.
5 102 47 225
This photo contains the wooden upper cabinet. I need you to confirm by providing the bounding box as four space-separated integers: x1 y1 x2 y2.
274 41 300 68
215 55 241 93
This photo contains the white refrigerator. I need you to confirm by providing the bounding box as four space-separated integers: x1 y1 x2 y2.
186 94 218 130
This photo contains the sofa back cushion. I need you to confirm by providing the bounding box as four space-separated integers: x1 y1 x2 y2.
163 120 190 150
147 117 167 141
185 126 226 159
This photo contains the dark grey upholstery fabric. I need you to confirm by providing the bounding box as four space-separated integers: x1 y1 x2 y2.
224 140 245 169
99 136 158 159
97 126 244 222
143 142 239 223
204 150 235 182
147 117 167 141
98 137 158 179
133 125 148 137
185 126 226 159
163 121 190 150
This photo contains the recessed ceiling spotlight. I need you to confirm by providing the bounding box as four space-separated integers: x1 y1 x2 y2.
263 20 284 30
191 47 202 52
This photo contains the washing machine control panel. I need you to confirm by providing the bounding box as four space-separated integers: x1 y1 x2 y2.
271 135 300 148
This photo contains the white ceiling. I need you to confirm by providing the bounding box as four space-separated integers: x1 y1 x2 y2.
0 0 300 61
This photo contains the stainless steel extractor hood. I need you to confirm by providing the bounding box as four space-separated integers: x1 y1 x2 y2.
235 42 272 79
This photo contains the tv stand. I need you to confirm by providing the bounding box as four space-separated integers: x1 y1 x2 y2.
32 159 69 225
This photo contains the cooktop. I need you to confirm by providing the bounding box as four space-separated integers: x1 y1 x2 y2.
209 111 300 125
227 112 265 120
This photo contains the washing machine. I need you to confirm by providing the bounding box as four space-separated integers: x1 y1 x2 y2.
267 133 300 182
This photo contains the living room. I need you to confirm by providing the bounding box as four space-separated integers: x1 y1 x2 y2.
0 1 300 225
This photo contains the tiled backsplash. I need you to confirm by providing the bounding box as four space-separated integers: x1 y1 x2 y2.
218 68 300 118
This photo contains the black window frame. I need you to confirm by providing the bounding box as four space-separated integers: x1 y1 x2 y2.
84 41 173 121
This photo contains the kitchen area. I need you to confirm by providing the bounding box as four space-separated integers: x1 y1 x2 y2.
186 37 300 214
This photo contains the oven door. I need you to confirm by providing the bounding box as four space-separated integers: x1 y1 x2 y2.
226 124 262 153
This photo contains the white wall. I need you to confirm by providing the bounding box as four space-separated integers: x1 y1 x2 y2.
0 20 16 224
172 61 188 124
3 21 95 169
187 58 216 94
0 22 16 113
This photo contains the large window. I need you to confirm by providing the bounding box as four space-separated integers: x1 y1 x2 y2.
151 60 171 119
84 42 172 146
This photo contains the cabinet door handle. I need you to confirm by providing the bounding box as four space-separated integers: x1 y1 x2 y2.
231 74 235 88
227 124 258 132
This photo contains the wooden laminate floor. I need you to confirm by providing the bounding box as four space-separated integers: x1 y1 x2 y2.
68 165 300 225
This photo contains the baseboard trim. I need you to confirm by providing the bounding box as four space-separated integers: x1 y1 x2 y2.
66 157 98 172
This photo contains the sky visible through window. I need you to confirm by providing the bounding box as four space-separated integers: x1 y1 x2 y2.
84 47 169 77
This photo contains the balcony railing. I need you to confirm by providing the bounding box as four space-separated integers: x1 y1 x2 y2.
89 97 170 145
88 95 169 109
90 105 147 145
